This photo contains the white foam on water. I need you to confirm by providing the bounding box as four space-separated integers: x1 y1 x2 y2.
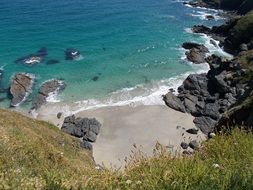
45 80 65 103
190 10 224 21
64 63 210 114
200 34 233 59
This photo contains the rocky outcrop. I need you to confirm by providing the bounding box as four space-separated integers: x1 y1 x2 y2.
65 48 81 60
9 73 34 107
163 92 186 113
182 42 209 64
187 0 253 14
15 48 48 65
192 11 253 55
164 54 249 134
31 80 65 110
61 115 102 151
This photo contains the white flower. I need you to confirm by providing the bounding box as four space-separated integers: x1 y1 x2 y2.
212 163 220 168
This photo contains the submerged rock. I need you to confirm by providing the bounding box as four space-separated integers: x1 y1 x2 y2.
47 59 60 65
206 15 214 20
31 80 65 110
9 73 34 107
92 76 99 81
15 48 48 65
65 48 81 60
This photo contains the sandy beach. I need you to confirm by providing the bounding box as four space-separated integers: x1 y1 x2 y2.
37 104 205 168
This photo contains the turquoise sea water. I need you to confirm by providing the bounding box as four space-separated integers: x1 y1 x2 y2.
0 0 226 110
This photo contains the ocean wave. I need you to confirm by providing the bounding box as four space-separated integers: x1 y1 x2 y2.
67 63 209 114
34 62 209 118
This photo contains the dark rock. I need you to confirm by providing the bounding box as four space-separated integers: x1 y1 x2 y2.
163 92 186 113
192 25 211 34
182 150 192 155
176 125 181 129
9 73 34 107
184 98 197 115
206 15 214 20
80 140 93 151
185 48 207 64
65 48 80 60
214 74 230 94
182 42 209 53
182 74 208 92
47 59 60 65
189 140 199 150
32 80 65 110
204 103 221 120
83 131 97 143
193 116 217 134
186 128 199 135
180 142 189 149
57 112 63 119
225 94 237 105
61 115 101 140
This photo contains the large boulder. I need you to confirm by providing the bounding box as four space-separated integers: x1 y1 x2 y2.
9 73 34 107
163 92 186 113
193 116 217 134
182 42 209 53
61 115 102 145
185 48 207 64
32 80 65 110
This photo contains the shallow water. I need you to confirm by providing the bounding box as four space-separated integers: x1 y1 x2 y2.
0 0 225 110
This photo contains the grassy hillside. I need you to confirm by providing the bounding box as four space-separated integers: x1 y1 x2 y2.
0 109 94 189
229 10 253 48
0 109 253 189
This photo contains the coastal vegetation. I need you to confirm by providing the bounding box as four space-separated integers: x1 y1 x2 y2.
0 109 253 189
201 0 253 14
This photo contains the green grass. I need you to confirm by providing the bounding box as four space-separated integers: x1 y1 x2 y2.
87 129 253 190
0 109 253 189
0 109 94 189
232 10 253 46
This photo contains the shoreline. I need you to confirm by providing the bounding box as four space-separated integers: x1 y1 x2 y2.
34 2 233 167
